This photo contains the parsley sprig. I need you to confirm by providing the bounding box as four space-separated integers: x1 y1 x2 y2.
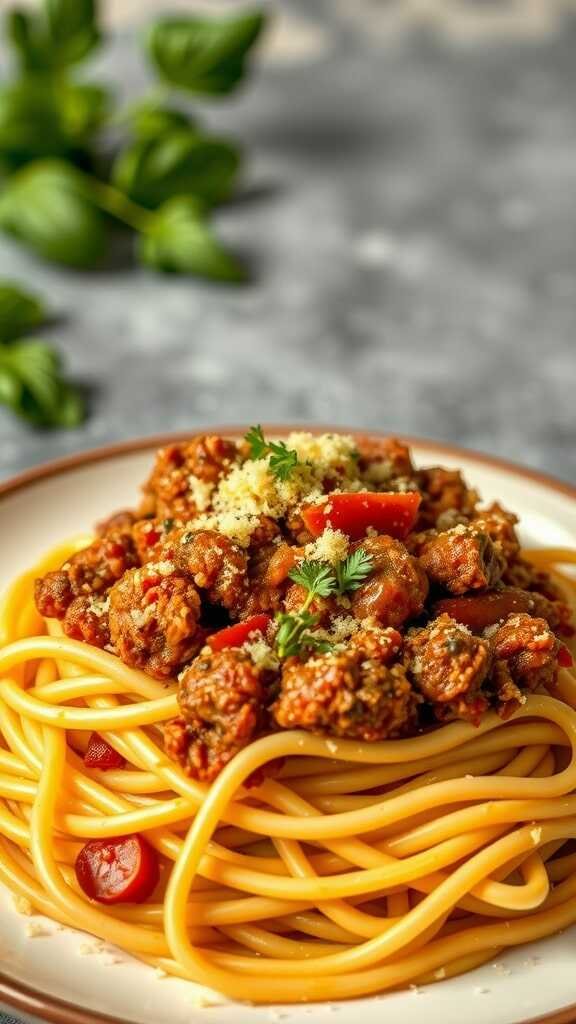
275 559 335 658
274 549 374 659
275 610 332 660
244 424 300 482
334 548 375 595
289 548 374 598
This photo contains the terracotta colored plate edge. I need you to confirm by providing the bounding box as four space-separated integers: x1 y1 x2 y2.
0 424 575 1024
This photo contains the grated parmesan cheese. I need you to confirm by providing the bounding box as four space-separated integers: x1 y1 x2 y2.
191 992 223 1008
314 615 359 649
191 510 263 548
13 895 33 916
78 940 105 956
187 475 215 512
155 560 175 576
88 595 109 618
242 637 280 671
25 921 50 938
304 528 349 566
286 431 357 473
363 460 393 485
185 433 367 547
130 604 156 628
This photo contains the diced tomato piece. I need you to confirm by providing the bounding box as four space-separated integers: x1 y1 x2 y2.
558 644 573 668
301 491 421 541
84 732 125 770
142 575 160 593
434 589 533 631
106 542 126 558
207 614 271 652
75 835 159 905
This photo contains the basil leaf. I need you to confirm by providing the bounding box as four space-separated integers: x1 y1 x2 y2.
0 81 74 167
128 101 194 141
139 196 245 281
45 0 101 67
0 366 22 407
146 10 265 96
0 80 109 171
0 338 84 427
5 10 46 73
5 0 100 72
0 161 107 268
112 130 240 209
0 283 45 344
59 81 111 141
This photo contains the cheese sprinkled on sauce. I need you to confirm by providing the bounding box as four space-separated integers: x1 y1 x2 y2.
304 528 349 566
184 433 367 547
187 475 215 512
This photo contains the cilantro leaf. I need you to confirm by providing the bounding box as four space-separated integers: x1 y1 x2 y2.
0 338 83 427
334 547 374 594
289 560 336 599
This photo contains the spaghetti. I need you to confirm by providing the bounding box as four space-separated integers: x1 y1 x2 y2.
0 433 575 1005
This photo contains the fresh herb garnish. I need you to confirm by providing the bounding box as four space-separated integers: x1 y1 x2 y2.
244 424 300 481
288 559 337 598
275 610 333 660
334 547 374 594
0 281 83 426
0 0 267 279
275 549 374 659
289 549 374 599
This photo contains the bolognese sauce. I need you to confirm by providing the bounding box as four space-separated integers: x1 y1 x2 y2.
34 429 574 783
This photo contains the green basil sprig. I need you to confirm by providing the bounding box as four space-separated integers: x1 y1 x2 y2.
0 0 267 281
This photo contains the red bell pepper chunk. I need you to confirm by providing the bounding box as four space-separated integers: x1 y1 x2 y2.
84 732 125 770
433 589 534 632
301 491 421 541
558 644 573 668
75 835 159 905
207 614 271 652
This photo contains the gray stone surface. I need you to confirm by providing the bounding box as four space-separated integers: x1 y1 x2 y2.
0 0 575 484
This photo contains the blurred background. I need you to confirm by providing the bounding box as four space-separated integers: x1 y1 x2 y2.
0 0 575 483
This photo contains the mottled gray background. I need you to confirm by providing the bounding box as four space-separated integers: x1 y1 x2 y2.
0 0 575 484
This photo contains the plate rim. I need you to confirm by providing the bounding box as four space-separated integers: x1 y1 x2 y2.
0 424 575 1024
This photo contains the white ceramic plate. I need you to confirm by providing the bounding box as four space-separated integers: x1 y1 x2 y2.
0 430 575 1024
